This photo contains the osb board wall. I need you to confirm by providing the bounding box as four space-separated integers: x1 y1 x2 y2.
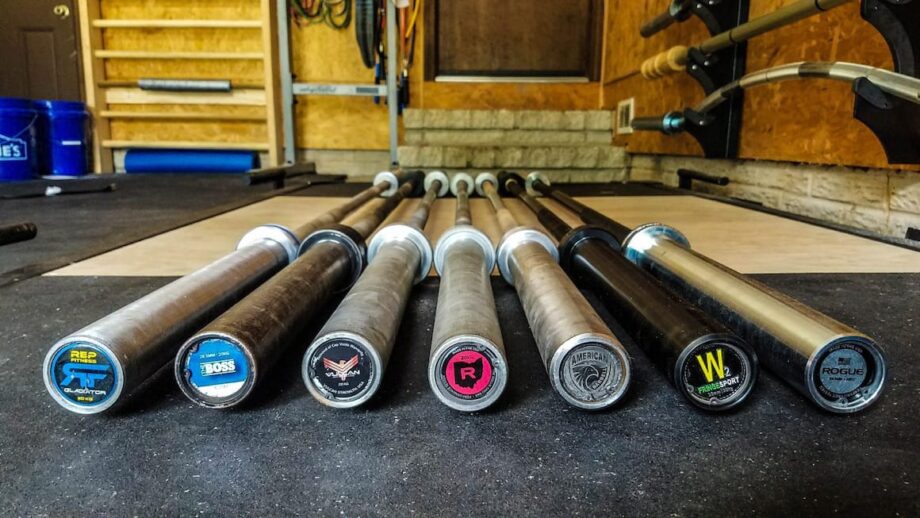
605 0 906 170
100 0 266 144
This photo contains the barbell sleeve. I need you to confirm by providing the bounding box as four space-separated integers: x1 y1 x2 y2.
302 172 448 408
0 222 37 247
526 172 887 414
42 171 412 415
630 112 686 135
502 172 757 411
173 176 422 409
641 0 851 79
479 174 631 410
428 173 507 412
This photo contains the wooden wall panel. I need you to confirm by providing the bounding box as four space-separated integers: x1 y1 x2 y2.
606 0 911 170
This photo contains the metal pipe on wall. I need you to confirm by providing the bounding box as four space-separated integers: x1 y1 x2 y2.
478 173 632 410
428 173 507 412
526 172 887 414
302 172 449 408
174 173 424 409
505 172 757 411
43 169 411 415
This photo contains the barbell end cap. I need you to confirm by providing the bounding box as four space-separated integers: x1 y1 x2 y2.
621 223 690 265
526 172 550 197
474 172 498 197
495 226 558 285
450 173 475 197
374 171 400 197
424 170 450 198
367 224 434 284
237 224 300 264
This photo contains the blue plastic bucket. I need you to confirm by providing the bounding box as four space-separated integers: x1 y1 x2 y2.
0 97 37 181
34 100 89 177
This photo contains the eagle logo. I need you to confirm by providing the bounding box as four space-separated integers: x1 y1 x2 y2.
323 355 359 381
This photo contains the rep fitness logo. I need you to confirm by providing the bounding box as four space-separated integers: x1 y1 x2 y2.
50 343 117 406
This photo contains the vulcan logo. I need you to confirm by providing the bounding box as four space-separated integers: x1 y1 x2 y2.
60 363 110 389
323 355 360 381
0 134 27 162
696 349 728 383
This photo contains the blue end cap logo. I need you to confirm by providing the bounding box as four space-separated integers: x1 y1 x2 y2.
183 338 250 400
50 343 118 407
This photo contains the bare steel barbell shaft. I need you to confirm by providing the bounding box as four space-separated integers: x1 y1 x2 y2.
428 173 506 412
173 175 421 409
641 0 851 79
632 62 920 135
479 174 631 410
526 172 887 414
43 171 410 415
303 172 448 408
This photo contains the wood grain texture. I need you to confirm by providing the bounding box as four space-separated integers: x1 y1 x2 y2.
49 195 920 277
605 0 915 170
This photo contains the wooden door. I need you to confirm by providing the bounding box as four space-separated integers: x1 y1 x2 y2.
0 0 82 100
427 0 603 80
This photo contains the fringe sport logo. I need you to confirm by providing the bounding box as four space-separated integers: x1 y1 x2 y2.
0 135 27 162
324 355 360 381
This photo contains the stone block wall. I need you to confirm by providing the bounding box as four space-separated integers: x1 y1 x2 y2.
630 155 920 239
398 109 628 182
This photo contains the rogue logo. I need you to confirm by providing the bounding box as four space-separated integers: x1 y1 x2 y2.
324 355 360 381
60 363 110 388
822 367 865 376
0 135 27 162
696 349 727 383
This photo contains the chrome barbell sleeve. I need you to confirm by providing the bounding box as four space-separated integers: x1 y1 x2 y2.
42 172 414 415
428 173 507 412
622 224 887 414
172 178 421 409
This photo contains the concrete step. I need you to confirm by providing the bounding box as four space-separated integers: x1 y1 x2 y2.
404 109 613 131
405 129 612 147
398 145 628 170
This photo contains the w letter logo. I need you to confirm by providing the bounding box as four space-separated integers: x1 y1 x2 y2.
695 349 726 383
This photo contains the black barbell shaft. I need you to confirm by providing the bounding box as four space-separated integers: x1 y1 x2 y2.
174 174 424 409
501 172 757 411
43 171 415 414
526 172 887 414
302 172 449 408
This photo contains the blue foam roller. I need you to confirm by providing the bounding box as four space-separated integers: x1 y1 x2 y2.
124 149 259 174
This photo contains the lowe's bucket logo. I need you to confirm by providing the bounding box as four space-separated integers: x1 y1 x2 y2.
0 134 28 161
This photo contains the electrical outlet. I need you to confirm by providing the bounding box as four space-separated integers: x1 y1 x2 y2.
616 98 635 135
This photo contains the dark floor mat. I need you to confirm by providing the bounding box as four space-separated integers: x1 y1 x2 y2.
1 273 916 515
0 174 319 286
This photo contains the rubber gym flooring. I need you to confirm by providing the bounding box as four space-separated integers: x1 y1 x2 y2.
1 176 918 515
